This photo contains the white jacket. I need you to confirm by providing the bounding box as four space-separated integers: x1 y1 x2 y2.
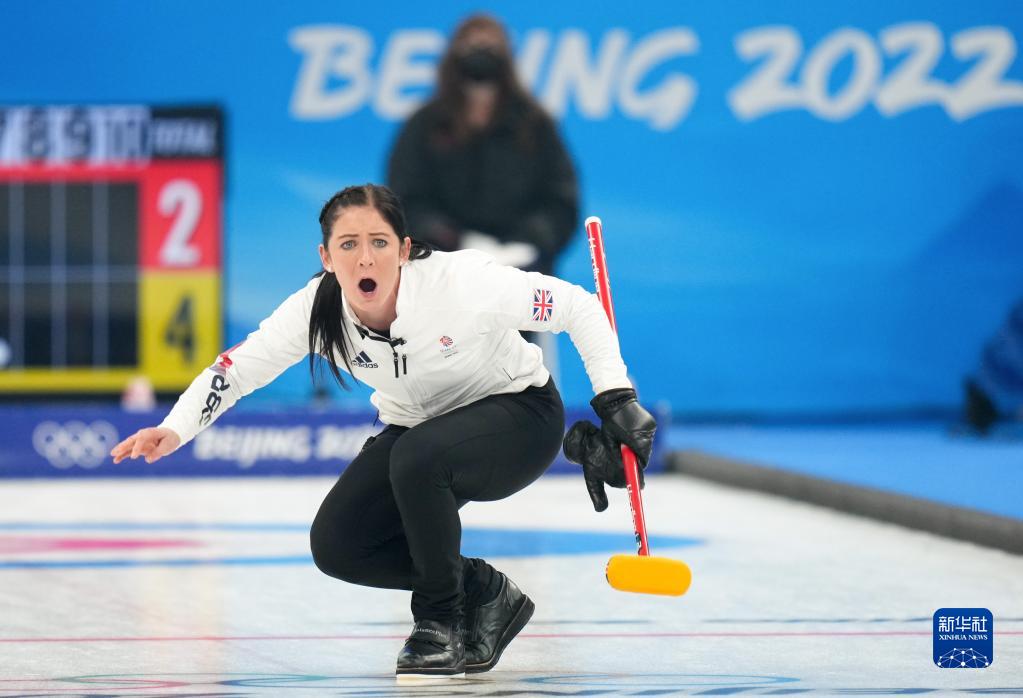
160 250 631 444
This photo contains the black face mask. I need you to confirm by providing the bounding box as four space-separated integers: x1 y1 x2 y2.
457 47 505 82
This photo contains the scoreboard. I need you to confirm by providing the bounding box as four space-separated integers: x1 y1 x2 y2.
0 105 223 393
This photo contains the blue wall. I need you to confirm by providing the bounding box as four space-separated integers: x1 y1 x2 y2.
3 1 1022 415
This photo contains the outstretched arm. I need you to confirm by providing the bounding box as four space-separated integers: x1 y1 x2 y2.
109 278 318 463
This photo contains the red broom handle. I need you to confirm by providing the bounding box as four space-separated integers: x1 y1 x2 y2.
585 216 650 557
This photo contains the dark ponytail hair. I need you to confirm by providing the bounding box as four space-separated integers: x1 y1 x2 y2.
308 183 432 389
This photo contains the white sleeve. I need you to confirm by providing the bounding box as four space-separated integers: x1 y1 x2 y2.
470 257 632 395
158 278 317 446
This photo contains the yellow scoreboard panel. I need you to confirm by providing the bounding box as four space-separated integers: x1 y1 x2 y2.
0 105 223 393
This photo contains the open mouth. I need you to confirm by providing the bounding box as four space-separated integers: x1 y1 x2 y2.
358 278 378 294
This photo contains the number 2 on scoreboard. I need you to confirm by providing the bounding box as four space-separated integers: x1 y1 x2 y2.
158 179 203 267
141 162 219 273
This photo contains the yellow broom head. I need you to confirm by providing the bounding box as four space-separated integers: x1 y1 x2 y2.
606 554 692 596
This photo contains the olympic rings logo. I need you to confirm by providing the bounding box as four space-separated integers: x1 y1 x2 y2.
32 421 119 469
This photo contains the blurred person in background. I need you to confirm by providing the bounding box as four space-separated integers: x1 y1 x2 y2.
110 184 654 680
963 298 1023 434
387 13 579 278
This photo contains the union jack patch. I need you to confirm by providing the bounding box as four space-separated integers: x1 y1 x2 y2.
532 289 554 322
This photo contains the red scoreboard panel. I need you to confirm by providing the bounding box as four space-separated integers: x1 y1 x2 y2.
0 105 224 393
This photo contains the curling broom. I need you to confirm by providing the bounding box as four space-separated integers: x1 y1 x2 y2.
585 215 692 597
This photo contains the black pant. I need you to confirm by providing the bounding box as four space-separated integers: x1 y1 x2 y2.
310 379 565 622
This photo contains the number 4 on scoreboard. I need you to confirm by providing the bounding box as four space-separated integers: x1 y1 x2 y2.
140 272 220 388
164 295 195 364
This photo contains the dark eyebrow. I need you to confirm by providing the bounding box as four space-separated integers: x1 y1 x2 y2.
336 232 391 239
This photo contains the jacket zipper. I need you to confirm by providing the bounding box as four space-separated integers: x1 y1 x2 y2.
395 338 407 376
357 326 407 378
357 327 418 409
386 339 407 378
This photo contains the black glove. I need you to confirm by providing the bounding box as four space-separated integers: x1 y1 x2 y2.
591 388 656 466
562 388 657 512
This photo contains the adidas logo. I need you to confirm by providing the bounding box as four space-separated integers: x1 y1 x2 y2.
352 351 378 368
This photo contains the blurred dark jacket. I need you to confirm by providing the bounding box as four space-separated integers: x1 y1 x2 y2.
387 99 578 275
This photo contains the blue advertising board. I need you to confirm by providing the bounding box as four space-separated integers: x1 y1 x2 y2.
0 405 668 479
2 1 1022 415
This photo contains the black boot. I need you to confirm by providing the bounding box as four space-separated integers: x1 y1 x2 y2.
395 618 465 679
464 573 534 673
